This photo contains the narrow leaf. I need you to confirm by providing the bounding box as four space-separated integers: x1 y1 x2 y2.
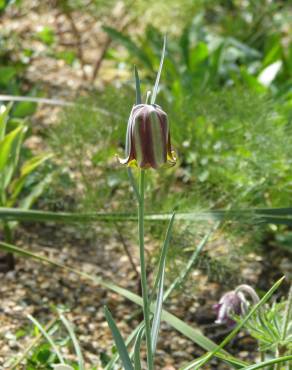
151 213 175 354
151 264 165 354
1 207 292 226
0 102 12 140
18 173 53 210
133 326 144 370
152 213 175 293
104 306 134 370
27 314 65 364
0 94 117 118
151 35 166 105
0 125 25 172
240 355 292 370
105 323 144 370
9 154 52 204
59 313 84 370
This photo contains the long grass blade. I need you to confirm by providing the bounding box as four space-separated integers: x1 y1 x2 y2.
151 264 165 354
151 213 175 354
27 314 65 364
0 102 12 140
105 322 144 370
151 213 175 295
133 326 144 370
59 313 84 370
1 207 292 225
0 94 120 118
240 355 292 370
10 318 58 369
150 35 166 105
104 306 134 370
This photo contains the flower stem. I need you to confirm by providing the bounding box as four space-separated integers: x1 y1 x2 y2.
138 169 153 370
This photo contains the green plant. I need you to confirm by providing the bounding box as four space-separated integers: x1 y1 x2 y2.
243 285 292 364
1 34 292 369
103 2 292 98
0 103 52 270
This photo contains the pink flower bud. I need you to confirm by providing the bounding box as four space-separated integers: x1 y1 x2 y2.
118 104 176 169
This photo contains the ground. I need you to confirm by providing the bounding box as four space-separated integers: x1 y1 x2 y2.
0 222 262 369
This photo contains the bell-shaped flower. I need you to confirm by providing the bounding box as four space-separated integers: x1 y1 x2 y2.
119 104 176 169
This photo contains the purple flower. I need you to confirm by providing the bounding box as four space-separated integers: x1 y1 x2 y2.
118 104 176 169
213 290 246 326
214 285 260 326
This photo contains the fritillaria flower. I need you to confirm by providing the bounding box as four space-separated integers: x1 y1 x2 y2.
118 104 176 169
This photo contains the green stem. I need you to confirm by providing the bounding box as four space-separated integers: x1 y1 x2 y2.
138 169 153 370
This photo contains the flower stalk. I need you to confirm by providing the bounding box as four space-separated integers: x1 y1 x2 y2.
138 169 153 369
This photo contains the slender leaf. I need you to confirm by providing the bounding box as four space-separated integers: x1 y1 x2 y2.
105 323 144 370
133 326 144 370
151 264 165 354
150 35 166 105
240 355 292 370
27 314 65 364
181 351 256 370
151 213 175 353
0 125 26 194
0 94 119 118
1 207 292 226
9 154 53 204
104 306 134 370
10 318 58 369
0 102 12 140
18 173 53 210
59 313 84 370
0 125 25 172
152 213 175 294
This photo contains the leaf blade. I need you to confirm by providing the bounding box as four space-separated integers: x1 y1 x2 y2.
104 306 134 370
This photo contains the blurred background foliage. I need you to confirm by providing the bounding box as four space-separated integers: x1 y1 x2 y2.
0 0 292 275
